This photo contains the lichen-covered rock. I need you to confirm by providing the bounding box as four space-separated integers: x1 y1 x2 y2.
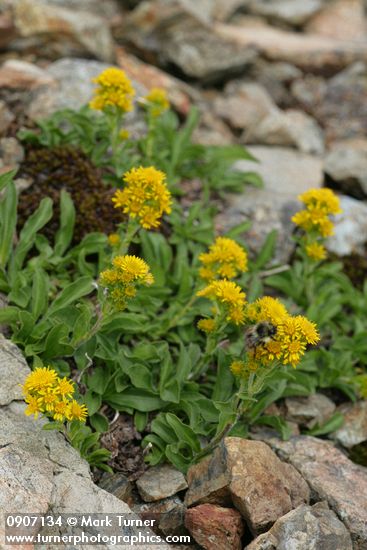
246 501 353 550
0 335 29 406
185 503 244 550
334 401 367 448
266 435 367 549
185 437 309 535
324 145 367 195
326 195 367 256
285 394 336 429
136 464 188 502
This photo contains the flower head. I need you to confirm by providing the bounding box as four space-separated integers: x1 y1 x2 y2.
67 400 88 422
142 88 170 117
112 166 172 229
197 280 247 325
100 255 154 310
292 188 341 242
89 67 135 112
197 318 216 333
199 237 248 281
22 367 87 424
298 188 341 215
305 242 327 261
108 233 121 247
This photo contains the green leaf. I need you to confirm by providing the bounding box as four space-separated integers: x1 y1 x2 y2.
84 391 102 416
87 367 111 395
254 230 278 269
254 415 293 440
90 412 109 433
134 411 148 432
0 179 17 268
165 413 201 452
106 389 164 412
0 169 17 192
31 268 49 320
42 323 74 359
54 190 75 255
46 276 94 318
306 412 344 436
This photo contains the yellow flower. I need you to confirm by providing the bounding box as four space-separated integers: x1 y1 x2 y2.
298 188 342 215
100 255 154 310
23 367 58 393
143 88 170 117
119 129 130 140
108 233 121 247
199 237 248 281
37 388 59 412
89 67 135 112
246 296 288 326
67 400 88 422
112 166 172 229
24 394 42 418
230 360 247 377
197 280 246 326
56 377 75 398
305 242 326 261
294 316 320 345
281 339 307 367
197 318 216 333
53 400 69 422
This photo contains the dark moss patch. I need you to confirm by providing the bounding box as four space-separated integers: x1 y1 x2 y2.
348 441 367 467
18 145 123 243
329 251 367 290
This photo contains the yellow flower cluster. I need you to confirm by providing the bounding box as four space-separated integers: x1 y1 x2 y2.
230 359 258 377
89 67 135 113
244 297 320 368
112 166 172 230
197 280 246 325
100 255 154 310
197 318 216 333
22 367 88 422
199 237 248 281
143 88 170 117
292 188 342 261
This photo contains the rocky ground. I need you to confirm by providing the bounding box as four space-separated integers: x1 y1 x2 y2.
1 0 367 548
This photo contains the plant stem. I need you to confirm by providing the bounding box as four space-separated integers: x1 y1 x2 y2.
117 220 139 256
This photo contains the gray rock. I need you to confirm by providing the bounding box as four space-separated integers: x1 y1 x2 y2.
285 394 336 429
0 335 29 405
120 0 258 81
137 464 188 502
305 0 367 41
216 146 323 263
324 146 367 195
326 195 367 256
215 19 367 72
243 109 324 155
246 501 353 550
10 0 114 61
265 435 367 549
134 495 187 536
291 63 367 143
241 0 325 26
0 137 24 171
334 401 367 448
98 472 134 504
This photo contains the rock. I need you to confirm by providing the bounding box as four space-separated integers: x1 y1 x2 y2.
214 19 367 72
9 0 114 61
137 464 188 502
285 394 336 429
0 100 15 136
115 46 198 116
292 63 367 143
246 501 353 550
241 0 324 26
193 106 235 146
98 472 134 504
251 60 303 105
211 0 249 22
0 59 56 89
243 108 324 155
214 81 276 130
0 137 24 172
120 0 258 81
38 0 121 19
216 146 323 263
266 435 367 549
134 495 187 536
324 144 367 196
0 12 16 48
185 437 309 535
185 503 244 550
306 0 367 41
0 339 168 549
334 401 367 448
326 195 367 255
0 335 29 406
